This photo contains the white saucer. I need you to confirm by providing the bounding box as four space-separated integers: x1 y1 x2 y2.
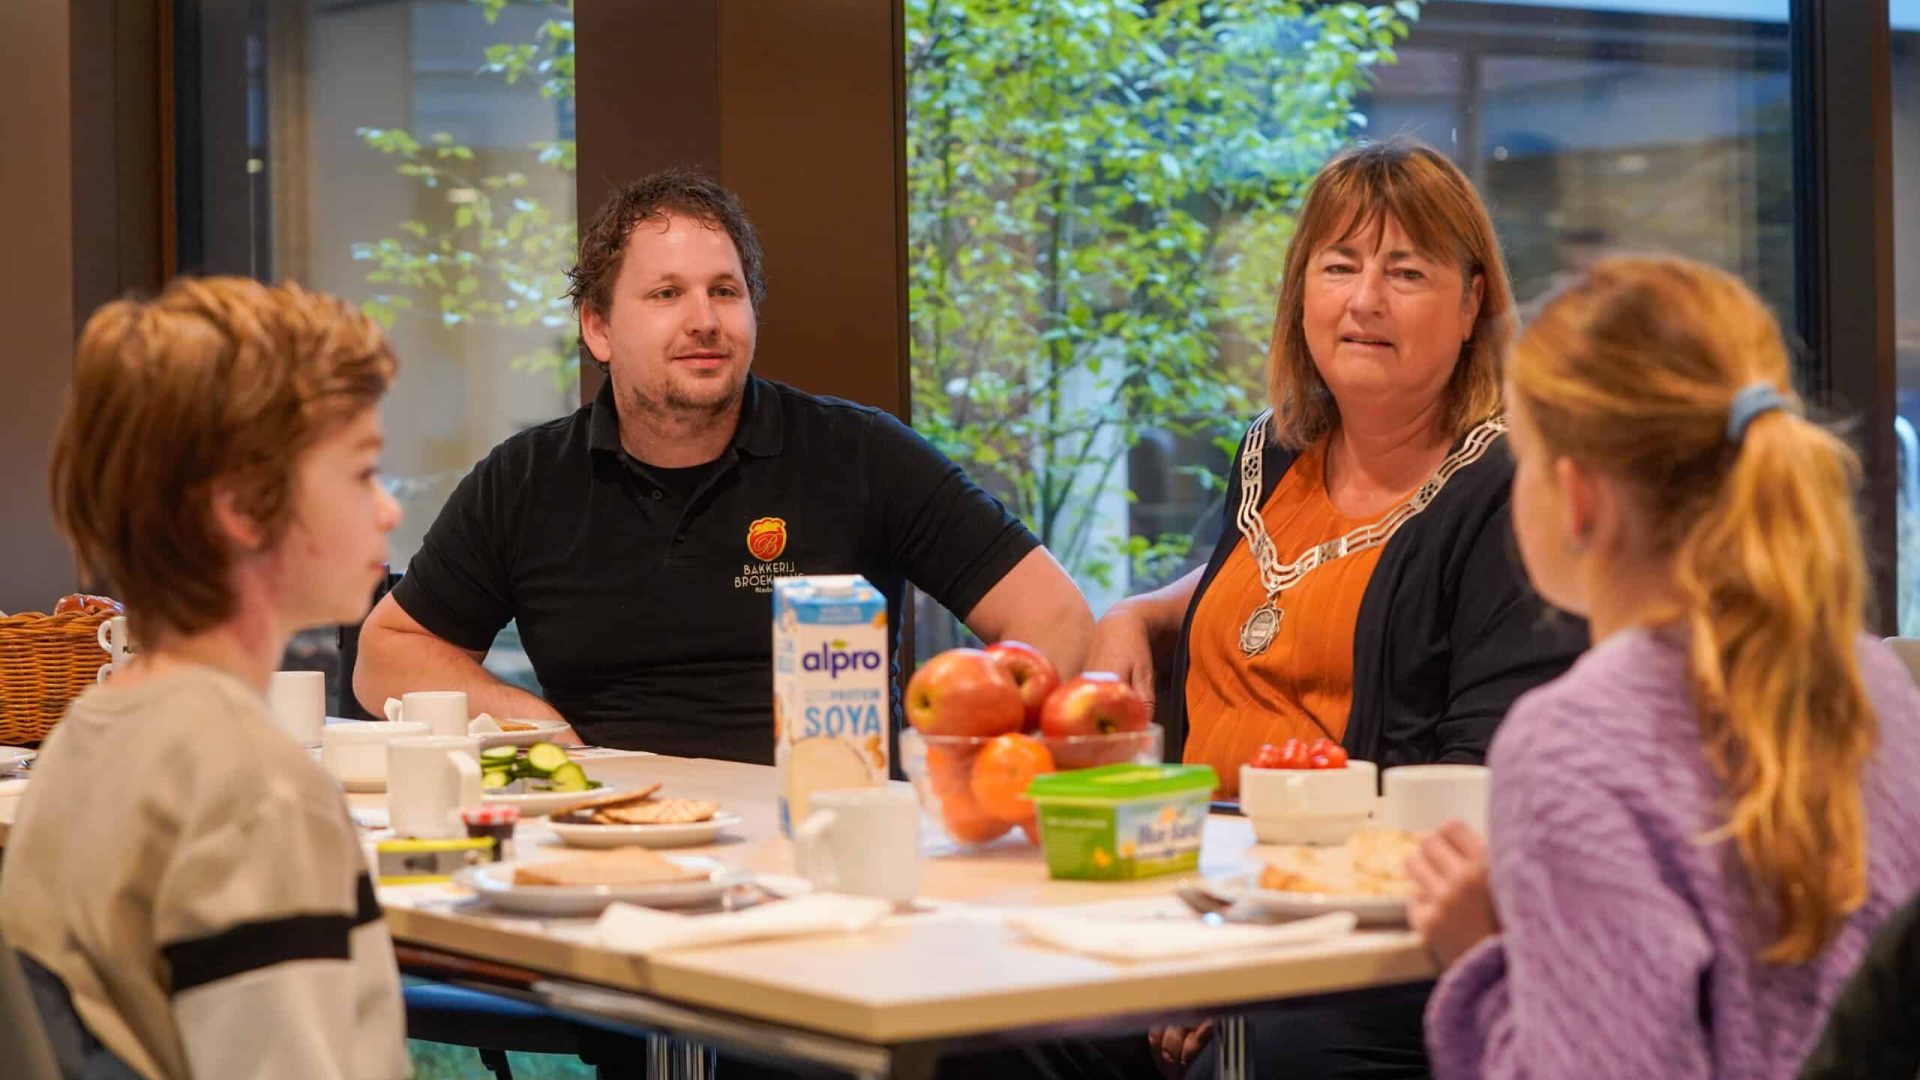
550 812 743 849
474 718 575 750
1207 871 1408 927
482 784 644 818
454 856 740 916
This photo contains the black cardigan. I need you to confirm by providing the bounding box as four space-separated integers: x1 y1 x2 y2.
1162 420 1588 770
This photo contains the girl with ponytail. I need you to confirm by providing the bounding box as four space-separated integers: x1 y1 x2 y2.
1406 255 1920 1079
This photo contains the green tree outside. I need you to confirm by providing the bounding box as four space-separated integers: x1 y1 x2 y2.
906 0 1419 602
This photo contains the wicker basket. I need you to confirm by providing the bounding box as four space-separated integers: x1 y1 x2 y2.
0 609 114 746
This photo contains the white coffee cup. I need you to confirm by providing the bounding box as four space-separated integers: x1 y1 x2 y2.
1381 764 1490 837
388 735 483 839
96 615 133 656
96 616 135 683
793 787 920 902
266 670 327 746
321 720 429 788
383 691 471 738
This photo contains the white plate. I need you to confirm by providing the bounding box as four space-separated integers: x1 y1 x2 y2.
550 812 743 849
482 784 640 818
0 746 35 774
1209 871 1409 927
473 718 575 749
454 856 740 916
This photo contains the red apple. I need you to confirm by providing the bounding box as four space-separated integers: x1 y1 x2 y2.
905 648 1025 737
1040 672 1150 738
984 640 1061 730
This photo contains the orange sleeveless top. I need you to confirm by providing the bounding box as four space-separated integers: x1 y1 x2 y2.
1184 439 1386 797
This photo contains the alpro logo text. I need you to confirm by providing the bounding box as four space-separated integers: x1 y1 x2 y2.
800 639 883 679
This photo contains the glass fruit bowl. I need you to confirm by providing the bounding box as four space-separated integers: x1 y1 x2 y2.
899 724 1165 849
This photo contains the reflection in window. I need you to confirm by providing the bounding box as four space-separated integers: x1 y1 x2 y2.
1890 17 1920 631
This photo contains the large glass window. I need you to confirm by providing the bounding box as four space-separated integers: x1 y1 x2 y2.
905 0 1793 657
1890 4 1920 632
178 0 578 704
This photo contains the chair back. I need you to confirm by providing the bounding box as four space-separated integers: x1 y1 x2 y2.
0 928 62 1080
1884 637 1920 688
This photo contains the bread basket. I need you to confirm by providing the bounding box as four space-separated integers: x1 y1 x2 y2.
0 608 115 745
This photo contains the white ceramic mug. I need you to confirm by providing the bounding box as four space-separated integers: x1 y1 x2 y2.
1381 764 1490 837
383 691 471 738
320 720 429 789
96 616 134 684
793 787 920 902
96 615 133 656
266 670 327 746
387 735 483 839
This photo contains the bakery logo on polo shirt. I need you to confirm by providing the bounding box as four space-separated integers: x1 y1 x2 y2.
747 517 788 561
737 516 798 592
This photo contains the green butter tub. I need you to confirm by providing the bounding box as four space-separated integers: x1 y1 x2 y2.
1028 763 1218 881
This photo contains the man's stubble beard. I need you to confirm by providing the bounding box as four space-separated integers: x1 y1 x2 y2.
620 369 747 429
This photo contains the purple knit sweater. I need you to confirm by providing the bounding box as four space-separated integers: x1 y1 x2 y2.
1426 630 1920 1080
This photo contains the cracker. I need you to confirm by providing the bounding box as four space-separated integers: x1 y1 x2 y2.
547 783 663 819
597 798 720 826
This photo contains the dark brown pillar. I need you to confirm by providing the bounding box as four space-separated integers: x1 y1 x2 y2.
573 0 908 419
0 0 164 613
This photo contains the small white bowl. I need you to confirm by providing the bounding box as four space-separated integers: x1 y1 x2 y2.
1240 760 1379 846
320 720 429 790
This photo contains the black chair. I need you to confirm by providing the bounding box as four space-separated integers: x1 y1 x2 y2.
0 930 62 1080
404 982 590 1080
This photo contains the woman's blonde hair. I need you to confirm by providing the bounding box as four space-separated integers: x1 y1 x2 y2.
1510 255 1874 964
49 277 397 640
1266 138 1513 448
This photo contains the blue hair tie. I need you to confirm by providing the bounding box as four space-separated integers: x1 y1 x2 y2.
1726 383 1794 444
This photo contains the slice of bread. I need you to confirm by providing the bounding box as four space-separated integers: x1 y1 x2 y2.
511 847 708 887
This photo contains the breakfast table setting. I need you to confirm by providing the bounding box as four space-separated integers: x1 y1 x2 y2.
0 614 1467 1080
351 749 1438 1080
0 732 1445 1080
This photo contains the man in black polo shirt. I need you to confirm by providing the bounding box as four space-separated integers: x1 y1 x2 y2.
353 170 1092 762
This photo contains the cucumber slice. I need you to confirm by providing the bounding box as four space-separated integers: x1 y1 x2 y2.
546 762 590 792
480 746 519 765
523 741 569 776
481 768 512 790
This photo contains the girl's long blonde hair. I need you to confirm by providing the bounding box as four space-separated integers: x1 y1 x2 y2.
1510 255 1876 964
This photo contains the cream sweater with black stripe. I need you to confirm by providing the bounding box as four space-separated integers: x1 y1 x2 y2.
0 666 408 1080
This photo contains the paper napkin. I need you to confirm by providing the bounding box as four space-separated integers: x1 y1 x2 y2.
1007 909 1358 961
596 893 894 954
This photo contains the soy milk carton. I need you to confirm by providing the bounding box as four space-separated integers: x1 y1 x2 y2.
773 575 889 834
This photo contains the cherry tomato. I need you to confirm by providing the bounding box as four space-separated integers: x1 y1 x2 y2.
1303 738 1349 769
1250 743 1287 770
1277 738 1313 769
